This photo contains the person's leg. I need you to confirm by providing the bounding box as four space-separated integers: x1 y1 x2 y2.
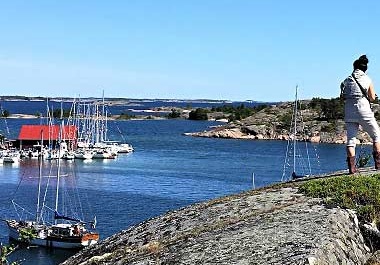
360 118 380 169
346 122 358 154
346 122 359 173
346 146 355 157
374 142 380 152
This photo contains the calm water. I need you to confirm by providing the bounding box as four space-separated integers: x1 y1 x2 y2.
0 118 359 264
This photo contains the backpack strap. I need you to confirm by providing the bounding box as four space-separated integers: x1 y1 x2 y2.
351 74 371 102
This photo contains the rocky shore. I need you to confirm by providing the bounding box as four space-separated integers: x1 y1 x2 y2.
186 101 378 145
61 178 379 265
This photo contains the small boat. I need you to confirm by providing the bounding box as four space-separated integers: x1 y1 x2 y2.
74 150 93 160
92 149 115 159
62 151 75 160
117 143 134 153
44 150 59 160
94 141 134 154
27 149 39 158
3 151 21 163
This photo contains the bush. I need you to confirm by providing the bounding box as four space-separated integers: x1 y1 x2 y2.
167 109 181 119
1 109 10 117
117 113 135 120
188 108 209 120
320 123 336 133
279 113 292 128
51 109 71 118
299 174 380 224
209 104 270 121
308 97 344 120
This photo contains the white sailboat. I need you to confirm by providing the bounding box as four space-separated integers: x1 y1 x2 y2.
5 124 99 249
73 94 134 156
281 86 320 181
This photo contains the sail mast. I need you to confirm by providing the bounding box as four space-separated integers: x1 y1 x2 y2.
293 85 298 175
102 90 105 142
54 121 63 223
36 130 44 223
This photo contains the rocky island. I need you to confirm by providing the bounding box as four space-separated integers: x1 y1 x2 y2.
186 99 380 145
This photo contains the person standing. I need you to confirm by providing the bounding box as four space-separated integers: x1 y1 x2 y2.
340 55 380 174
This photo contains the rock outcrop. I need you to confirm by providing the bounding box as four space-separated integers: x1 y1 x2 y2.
186 101 377 145
61 183 373 265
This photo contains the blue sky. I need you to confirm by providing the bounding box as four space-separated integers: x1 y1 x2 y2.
0 0 380 102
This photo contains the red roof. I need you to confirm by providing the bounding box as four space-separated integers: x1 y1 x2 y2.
18 125 77 141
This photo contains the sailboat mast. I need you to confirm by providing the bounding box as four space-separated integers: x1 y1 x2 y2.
46 98 49 125
293 86 298 175
54 122 63 222
102 90 105 142
36 130 44 223
96 103 100 143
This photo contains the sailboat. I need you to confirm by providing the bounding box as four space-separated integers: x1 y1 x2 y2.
5 124 99 249
281 86 320 181
73 94 134 155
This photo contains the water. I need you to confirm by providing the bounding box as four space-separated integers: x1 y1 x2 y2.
0 116 359 264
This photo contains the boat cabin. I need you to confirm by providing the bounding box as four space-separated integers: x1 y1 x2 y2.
50 223 84 237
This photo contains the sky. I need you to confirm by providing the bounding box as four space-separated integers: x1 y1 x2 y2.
1 0 380 102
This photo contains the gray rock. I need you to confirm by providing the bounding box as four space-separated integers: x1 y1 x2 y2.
60 185 373 265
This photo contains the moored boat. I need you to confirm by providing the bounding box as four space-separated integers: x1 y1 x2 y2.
4 123 99 249
6 219 99 249
92 149 115 159
3 151 21 163
74 150 93 160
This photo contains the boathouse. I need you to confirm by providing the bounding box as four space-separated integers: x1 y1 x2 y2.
17 125 77 150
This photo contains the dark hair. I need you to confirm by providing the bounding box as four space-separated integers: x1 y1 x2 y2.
353 55 368 72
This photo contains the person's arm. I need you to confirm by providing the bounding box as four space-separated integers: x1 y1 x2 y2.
368 82 377 102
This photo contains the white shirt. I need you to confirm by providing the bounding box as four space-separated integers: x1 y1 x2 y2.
341 69 374 122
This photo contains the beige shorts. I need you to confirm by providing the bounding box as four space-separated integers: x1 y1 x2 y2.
346 118 380 147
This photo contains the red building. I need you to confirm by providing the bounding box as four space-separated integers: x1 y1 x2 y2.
17 125 77 150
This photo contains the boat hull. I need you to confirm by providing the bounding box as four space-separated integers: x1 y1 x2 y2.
7 221 99 249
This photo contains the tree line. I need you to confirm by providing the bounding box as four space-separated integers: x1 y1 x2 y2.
0 97 369 122
188 104 269 121
186 98 345 122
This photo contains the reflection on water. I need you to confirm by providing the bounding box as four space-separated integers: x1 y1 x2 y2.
9 243 77 265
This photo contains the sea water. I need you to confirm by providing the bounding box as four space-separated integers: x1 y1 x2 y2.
0 118 360 264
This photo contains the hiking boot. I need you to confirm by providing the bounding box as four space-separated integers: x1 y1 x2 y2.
373 151 380 170
347 156 357 174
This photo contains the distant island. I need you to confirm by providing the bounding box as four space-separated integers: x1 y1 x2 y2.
1 96 376 145
0 95 273 121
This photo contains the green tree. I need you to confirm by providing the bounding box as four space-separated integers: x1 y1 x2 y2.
210 104 269 122
188 108 209 120
0 228 36 265
167 109 181 119
1 244 18 265
1 110 10 118
51 109 71 118
117 112 135 120
308 97 344 121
